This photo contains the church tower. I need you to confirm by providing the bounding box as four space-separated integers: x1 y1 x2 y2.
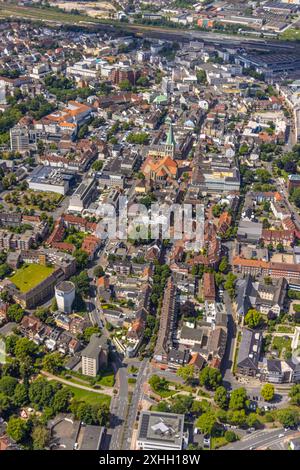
165 116 175 159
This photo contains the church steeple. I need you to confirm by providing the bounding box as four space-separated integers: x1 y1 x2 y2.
165 116 175 158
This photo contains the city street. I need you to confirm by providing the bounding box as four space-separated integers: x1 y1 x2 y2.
223 428 298 450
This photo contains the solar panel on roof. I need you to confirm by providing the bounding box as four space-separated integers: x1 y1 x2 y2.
139 414 150 439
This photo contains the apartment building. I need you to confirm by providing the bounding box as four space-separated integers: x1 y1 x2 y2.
81 334 108 377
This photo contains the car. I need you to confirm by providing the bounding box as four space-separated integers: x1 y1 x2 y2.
249 447 253 450
203 435 211 447
278 434 284 438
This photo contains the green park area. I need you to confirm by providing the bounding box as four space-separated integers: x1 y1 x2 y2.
281 28 300 41
0 4 97 25
65 385 111 407
10 263 55 293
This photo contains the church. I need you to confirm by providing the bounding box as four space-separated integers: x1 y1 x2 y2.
141 117 178 182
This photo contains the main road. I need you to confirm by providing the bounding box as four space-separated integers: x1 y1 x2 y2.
223 428 298 450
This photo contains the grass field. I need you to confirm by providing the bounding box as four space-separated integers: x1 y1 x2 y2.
98 371 115 387
10 263 55 293
66 385 111 406
281 28 300 41
0 5 100 25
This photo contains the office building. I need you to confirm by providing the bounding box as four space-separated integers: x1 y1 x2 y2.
136 411 186 450
68 178 96 213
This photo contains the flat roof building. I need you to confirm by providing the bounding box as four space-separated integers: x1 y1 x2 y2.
68 178 96 213
136 411 186 450
27 165 71 195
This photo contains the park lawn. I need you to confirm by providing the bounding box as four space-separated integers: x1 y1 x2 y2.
63 367 115 388
0 5 100 24
10 263 55 293
150 383 176 398
281 28 300 41
98 371 115 387
66 385 111 407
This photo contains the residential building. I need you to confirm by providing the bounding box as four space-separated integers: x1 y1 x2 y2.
237 328 262 377
81 334 108 377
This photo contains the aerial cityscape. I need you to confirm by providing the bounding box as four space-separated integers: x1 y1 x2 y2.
0 0 300 456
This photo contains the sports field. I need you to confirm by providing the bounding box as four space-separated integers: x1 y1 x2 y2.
10 264 55 293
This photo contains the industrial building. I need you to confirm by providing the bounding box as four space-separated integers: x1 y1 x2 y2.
27 165 74 195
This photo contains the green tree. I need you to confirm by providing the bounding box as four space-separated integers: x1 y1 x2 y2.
5 334 18 355
137 76 150 87
93 265 104 278
97 403 110 426
196 69 207 84
229 388 248 411
244 309 262 329
6 416 30 443
82 326 101 343
0 393 12 416
224 430 238 442
227 409 246 426
218 256 229 274
42 352 64 374
71 270 90 297
7 304 25 323
119 79 132 91
15 337 38 361
176 365 195 383
31 425 50 450
28 378 55 410
277 408 299 428
52 388 72 414
13 383 29 407
239 143 249 155
291 188 300 208
149 374 168 391
261 383 275 402
195 411 216 435
289 384 300 406
0 376 18 396
73 249 89 270
214 386 228 409
247 413 260 429
224 272 237 298
92 160 103 172
126 132 149 145
199 366 222 390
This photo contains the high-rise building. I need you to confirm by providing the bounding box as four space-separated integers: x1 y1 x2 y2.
81 335 108 377
10 125 30 153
